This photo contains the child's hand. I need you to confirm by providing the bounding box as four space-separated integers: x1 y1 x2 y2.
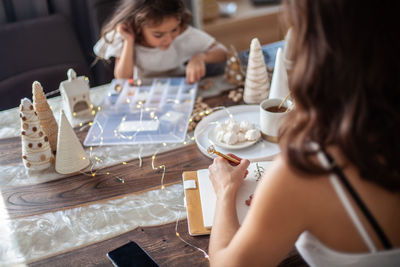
208 154 250 197
117 22 135 43
186 53 206 84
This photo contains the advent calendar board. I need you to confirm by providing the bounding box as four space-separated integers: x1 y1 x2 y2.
84 78 197 146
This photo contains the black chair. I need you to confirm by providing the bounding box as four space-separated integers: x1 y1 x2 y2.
0 0 116 110
0 14 90 110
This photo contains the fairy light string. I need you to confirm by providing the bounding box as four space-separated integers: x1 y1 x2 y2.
175 211 209 260
45 77 231 259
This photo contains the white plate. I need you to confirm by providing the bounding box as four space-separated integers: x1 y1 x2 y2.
194 105 280 162
207 126 260 150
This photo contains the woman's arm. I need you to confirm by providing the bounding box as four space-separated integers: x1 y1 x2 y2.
208 155 249 253
208 156 310 266
186 42 228 84
114 23 135 79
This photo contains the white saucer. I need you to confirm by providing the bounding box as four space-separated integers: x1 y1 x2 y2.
207 126 260 150
194 105 280 162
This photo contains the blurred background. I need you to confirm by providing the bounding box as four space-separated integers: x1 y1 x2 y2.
0 0 283 110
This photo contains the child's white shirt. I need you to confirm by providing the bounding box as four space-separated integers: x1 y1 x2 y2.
93 26 215 78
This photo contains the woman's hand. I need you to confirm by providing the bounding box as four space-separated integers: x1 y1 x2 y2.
117 22 135 43
186 53 206 84
208 154 250 198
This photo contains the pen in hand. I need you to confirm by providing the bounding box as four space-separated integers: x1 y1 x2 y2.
207 145 240 165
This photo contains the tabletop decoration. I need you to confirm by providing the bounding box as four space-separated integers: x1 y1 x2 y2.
243 38 270 104
228 87 244 103
55 110 90 174
59 68 94 126
269 47 290 100
187 96 213 132
225 44 245 86
32 81 58 152
283 28 294 71
19 98 54 171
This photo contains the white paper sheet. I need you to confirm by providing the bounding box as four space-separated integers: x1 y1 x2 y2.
197 161 271 228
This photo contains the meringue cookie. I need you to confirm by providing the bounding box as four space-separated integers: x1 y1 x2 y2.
223 132 238 145
239 120 254 132
215 121 226 133
245 129 261 141
237 132 246 143
216 130 225 142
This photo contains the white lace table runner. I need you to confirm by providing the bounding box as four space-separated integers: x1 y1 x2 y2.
0 183 186 265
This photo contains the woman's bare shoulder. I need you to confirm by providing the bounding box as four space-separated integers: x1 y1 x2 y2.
265 155 326 188
255 155 334 221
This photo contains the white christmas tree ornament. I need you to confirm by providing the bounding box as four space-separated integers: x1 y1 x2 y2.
243 38 270 104
20 98 54 171
55 110 90 174
269 48 290 100
283 28 294 71
32 81 58 152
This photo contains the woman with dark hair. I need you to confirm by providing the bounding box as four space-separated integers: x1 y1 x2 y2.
93 0 227 83
207 0 400 266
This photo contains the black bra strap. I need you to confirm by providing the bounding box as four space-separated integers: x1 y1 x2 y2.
324 151 393 250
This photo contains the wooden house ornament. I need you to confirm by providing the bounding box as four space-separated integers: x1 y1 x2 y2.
59 68 92 120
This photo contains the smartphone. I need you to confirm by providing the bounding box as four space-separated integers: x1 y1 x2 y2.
106 241 159 267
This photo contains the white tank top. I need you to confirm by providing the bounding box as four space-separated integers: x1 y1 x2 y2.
295 149 400 266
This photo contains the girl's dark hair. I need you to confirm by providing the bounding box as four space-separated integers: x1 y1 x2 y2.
101 0 192 43
279 0 400 191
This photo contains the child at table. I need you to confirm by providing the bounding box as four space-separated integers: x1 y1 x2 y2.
207 0 400 266
94 0 227 84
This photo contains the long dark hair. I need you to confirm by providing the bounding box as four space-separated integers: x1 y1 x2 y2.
280 0 400 191
101 0 192 44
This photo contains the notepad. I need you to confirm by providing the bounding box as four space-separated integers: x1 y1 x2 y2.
184 161 271 234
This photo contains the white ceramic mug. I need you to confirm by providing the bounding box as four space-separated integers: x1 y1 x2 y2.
259 98 292 143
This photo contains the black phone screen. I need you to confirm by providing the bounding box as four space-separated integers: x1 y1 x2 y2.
107 241 159 267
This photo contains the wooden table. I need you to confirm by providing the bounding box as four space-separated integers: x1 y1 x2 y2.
0 91 307 266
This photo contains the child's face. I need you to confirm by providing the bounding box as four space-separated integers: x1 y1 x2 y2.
141 17 181 50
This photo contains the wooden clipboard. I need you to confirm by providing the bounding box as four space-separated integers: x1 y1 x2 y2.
182 171 211 236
